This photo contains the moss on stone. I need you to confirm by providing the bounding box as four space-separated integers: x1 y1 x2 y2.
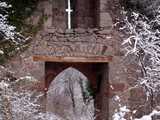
23 14 48 36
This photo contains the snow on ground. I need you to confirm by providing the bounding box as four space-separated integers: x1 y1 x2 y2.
0 71 95 120
0 80 9 90
135 110 160 120
113 106 130 120
112 95 160 120
113 105 160 120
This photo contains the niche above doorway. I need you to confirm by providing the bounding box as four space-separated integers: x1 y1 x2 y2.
52 0 99 29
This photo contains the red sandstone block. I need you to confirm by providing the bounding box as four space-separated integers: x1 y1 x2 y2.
110 83 126 92
107 90 116 98
105 83 126 98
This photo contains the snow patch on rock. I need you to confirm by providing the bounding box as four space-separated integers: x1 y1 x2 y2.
113 106 130 120
135 110 160 120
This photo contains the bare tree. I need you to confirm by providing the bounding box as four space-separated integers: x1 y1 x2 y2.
118 6 160 97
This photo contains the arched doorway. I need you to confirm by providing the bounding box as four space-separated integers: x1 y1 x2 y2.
45 62 109 120
47 67 95 120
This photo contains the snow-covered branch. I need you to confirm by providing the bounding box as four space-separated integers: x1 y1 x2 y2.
0 1 26 44
119 7 160 96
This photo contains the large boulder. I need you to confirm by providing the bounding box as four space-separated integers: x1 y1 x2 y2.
47 67 95 120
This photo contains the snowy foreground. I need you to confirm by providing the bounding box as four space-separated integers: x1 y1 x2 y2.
0 76 65 120
0 67 95 120
0 69 160 120
113 105 160 120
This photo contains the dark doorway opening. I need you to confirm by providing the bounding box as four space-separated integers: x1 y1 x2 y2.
45 62 109 120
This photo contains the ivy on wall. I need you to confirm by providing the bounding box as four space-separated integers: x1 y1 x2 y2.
6 0 39 31
0 0 39 64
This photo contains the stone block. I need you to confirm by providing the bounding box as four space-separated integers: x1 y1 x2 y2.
129 87 146 101
110 83 126 92
39 1 53 29
100 0 108 12
129 87 152 118
100 12 113 28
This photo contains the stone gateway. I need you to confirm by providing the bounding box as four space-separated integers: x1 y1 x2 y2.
32 0 146 120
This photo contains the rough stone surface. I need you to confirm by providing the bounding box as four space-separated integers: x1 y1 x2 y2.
129 87 152 118
2 0 154 120
47 67 95 120
33 28 114 57
100 12 113 28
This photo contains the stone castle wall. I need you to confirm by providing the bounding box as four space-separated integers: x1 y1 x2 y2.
5 0 154 119
28 0 151 119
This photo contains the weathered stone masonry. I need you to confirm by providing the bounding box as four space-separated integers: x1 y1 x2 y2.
30 0 153 119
